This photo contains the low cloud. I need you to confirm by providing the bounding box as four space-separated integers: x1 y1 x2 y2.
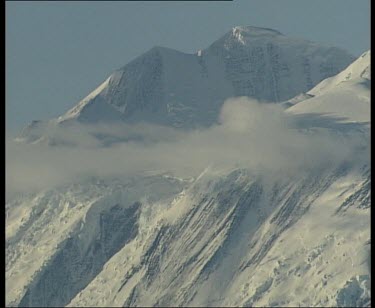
6 97 368 199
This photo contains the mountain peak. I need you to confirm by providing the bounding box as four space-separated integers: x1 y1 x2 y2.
225 26 283 45
231 26 283 37
19 27 356 137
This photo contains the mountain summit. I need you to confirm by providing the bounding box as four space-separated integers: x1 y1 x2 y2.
50 26 355 129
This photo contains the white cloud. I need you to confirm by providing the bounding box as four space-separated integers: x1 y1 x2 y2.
6 97 368 199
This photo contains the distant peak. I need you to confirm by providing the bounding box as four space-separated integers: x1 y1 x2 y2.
231 26 283 37
207 26 284 46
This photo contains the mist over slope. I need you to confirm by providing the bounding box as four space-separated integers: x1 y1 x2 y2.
6 26 370 307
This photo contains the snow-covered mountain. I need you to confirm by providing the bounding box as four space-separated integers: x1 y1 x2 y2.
20 26 354 138
6 26 370 307
57 26 354 128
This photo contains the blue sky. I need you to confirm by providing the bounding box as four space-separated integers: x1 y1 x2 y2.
6 0 370 132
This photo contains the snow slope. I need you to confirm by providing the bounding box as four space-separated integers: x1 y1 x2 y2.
287 50 370 124
6 175 186 307
308 50 370 96
6 160 370 307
